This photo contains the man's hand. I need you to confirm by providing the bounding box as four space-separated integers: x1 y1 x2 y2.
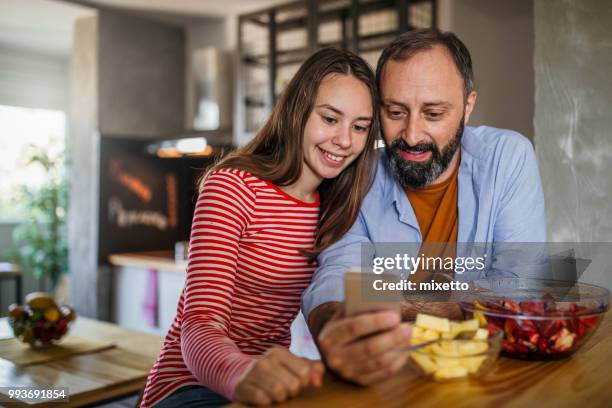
311 303 412 386
235 347 324 406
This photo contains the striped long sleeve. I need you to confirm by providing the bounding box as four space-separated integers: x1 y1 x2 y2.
180 170 257 398
141 168 319 407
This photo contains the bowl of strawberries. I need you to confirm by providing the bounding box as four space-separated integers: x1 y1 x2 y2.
460 278 609 360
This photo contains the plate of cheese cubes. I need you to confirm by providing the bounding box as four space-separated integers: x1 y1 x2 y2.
407 313 503 381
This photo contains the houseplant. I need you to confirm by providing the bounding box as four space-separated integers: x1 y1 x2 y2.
9 145 69 290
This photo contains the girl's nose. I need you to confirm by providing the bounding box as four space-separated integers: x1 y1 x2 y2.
332 126 352 149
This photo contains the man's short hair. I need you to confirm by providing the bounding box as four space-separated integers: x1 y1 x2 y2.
376 28 474 101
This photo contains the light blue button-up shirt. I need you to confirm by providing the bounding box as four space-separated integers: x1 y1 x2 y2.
301 125 548 319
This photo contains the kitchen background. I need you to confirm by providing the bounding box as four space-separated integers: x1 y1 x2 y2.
0 0 611 345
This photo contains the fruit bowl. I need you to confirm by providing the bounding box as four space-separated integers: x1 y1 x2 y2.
407 314 503 381
7 292 76 348
460 278 609 360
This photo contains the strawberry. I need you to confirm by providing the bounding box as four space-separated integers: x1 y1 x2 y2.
501 300 521 314
537 338 549 353
543 320 565 338
504 319 519 342
519 339 537 351
580 316 600 328
520 300 546 315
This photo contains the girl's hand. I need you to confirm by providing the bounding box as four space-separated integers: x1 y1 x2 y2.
235 347 324 406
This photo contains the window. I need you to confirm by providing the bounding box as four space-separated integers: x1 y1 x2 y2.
0 105 66 221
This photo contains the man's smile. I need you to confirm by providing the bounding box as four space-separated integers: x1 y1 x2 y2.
400 150 432 162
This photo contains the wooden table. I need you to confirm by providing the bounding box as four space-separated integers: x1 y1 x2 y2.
231 312 612 408
0 317 163 407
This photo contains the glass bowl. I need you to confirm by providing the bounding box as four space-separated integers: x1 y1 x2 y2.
8 305 75 348
408 329 503 381
460 278 610 360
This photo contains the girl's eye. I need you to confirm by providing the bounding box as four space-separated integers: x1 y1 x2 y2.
323 116 337 124
352 124 369 132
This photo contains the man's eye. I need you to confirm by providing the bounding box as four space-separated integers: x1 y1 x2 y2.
388 110 405 119
323 116 337 124
426 111 443 120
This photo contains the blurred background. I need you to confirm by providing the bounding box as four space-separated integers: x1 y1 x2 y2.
0 0 610 329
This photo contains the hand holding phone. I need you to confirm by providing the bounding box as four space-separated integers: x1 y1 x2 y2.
314 268 412 386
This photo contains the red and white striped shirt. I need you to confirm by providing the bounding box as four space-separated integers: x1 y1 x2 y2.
141 168 320 407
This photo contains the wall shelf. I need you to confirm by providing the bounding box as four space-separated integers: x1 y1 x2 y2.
235 0 437 137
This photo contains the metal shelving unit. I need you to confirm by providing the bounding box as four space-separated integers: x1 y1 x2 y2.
235 0 437 140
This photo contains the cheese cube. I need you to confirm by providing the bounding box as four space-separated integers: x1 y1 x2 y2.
441 331 457 340
411 327 440 345
458 319 479 332
415 314 451 333
473 328 489 340
457 341 488 356
410 353 437 374
431 342 461 357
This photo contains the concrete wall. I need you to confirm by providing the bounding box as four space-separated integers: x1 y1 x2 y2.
534 0 612 243
69 10 186 319
69 14 100 319
98 11 185 138
438 0 535 139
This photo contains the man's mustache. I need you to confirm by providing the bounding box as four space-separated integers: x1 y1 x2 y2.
391 139 436 154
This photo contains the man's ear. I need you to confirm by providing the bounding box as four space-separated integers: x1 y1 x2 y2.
463 91 477 124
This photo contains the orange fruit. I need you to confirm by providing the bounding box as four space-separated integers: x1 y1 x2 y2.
44 308 60 323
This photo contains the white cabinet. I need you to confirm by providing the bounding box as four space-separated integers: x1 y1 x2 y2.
158 269 186 333
112 266 185 335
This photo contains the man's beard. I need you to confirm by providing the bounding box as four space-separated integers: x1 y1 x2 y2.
386 120 464 189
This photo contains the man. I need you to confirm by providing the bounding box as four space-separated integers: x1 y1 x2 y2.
301 29 547 385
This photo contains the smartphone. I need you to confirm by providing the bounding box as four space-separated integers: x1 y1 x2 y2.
344 267 402 317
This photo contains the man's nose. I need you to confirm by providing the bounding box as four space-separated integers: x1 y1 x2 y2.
332 125 352 149
401 115 426 146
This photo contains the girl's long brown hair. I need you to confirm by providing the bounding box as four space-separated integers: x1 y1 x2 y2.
206 47 379 260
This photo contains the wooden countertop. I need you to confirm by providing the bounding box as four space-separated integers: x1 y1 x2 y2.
109 250 187 273
0 317 163 407
231 311 612 408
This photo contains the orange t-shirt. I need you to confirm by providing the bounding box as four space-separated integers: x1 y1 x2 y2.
405 160 459 243
405 160 459 284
